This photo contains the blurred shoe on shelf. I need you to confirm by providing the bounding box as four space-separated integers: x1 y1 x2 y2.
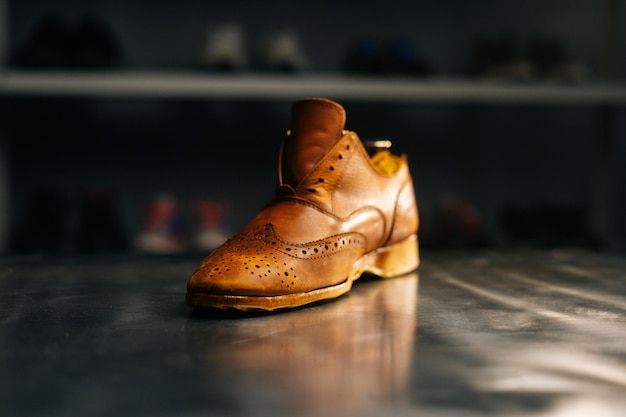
500 204 598 249
344 39 382 74
379 39 433 76
258 30 311 72
11 15 71 68
134 194 188 255
528 37 589 83
469 34 589 83
198 22 248 71
11 14 123 69
420 196 491 249
71 16 123 68
345 38 432 77
193 197 230 251
469 34 532 81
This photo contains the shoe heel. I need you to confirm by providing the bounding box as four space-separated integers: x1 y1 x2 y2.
363 234 419 278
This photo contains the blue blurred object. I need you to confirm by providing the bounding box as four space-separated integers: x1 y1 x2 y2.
345 38 432 76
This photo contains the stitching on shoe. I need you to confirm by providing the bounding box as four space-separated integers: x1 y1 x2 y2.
254 223 365 259
296 132 354 198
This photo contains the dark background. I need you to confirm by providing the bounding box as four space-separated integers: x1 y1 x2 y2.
3 0 625 255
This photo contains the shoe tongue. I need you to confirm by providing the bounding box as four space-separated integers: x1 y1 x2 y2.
283 98 346 185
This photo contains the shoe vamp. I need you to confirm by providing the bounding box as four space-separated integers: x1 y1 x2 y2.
248 199 386 251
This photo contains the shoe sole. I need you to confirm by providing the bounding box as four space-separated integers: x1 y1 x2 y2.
186 234 419 311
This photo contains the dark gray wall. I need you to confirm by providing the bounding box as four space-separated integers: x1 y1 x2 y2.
6 0 626 253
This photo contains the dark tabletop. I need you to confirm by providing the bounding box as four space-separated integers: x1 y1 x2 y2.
1 249 625 416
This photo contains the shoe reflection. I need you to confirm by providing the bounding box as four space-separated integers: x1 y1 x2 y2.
186 273 418 415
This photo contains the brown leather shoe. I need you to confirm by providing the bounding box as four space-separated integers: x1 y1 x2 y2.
186 98 419 311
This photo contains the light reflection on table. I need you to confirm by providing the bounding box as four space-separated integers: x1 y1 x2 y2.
186 273 419 416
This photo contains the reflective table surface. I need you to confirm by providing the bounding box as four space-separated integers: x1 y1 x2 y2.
1 250 625 416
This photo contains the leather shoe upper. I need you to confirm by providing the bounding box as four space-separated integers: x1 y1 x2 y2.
188 98 418 298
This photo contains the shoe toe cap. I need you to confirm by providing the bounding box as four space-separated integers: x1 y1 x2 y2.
187 222 370 298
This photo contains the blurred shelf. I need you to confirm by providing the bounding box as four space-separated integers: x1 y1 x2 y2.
1 70 626 105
